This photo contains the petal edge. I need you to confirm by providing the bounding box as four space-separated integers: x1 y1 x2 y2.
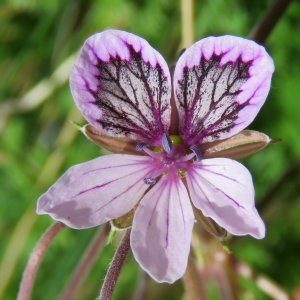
70 29 172 144
131 174 195 283
174 35 274 145
186 158 265 239
37 154 160 229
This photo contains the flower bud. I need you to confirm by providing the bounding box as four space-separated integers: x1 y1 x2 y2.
193 207 228 241
200 130 273 159
82 124 140 155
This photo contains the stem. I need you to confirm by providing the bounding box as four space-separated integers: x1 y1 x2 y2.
0 107 81 298
17 222 65 300
59 224 110 300
180 0 194 48
182 248 207 300
249 0 293 43
98 229 131 300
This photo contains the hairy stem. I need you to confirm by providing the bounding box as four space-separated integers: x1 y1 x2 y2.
17 222 65 300
249 0 293 43
99 229 131 300
59 224 110 300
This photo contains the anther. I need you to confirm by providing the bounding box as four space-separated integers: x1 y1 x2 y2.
136 142 147 151
190 145 202 161
162 133 173 154
144 177 157 185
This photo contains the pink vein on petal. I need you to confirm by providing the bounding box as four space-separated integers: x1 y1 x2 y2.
198 164 249 190
187 170 226 219
75 165 152 197
93 171 151 214
196 172 245 208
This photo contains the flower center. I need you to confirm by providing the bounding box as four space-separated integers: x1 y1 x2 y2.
140 134 198 184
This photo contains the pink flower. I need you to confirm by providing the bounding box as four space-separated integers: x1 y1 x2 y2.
37 30 274 283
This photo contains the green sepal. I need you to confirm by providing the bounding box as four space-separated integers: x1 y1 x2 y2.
107 227 118 244
111 207 135 230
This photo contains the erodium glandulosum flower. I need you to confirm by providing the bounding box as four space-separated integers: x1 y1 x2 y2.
37 30 274 283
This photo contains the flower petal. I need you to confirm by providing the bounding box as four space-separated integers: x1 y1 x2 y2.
174 35 274 145
70 29 171 145
186 158 265 238
131 174 194 283
37 154 162 229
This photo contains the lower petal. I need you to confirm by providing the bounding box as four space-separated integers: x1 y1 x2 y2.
186 158 265 239
131 173 195 283
37 154 159 229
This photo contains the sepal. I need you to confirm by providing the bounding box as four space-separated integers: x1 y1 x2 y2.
200 130 271 159
193 206 228 241
111 207 135 229
82 124 141 155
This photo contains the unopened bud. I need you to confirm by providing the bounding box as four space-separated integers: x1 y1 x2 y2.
81 124 140 155
193 208 228 241
200 130 273 159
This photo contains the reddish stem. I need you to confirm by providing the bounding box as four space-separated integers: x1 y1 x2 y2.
59 224 110 300
99 229 131 300
17 222 65 300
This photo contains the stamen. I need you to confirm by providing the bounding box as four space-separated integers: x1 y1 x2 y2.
190 145 202 161
144 177 157 185
162 133 173 154
136 142 147 151
142 147 160 159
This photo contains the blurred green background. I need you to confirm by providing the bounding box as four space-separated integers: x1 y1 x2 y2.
1 0 300 299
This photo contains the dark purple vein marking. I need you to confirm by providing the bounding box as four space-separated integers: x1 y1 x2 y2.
188 172 226 219
165 180 172 249
188 171 245 228
176 55 252 145
86 43 170 143
194 170 245 209
93 174 147 214
199 165 248 188
81 158 151 176
198 162 254 195
175 179 189 242
74 167 148 198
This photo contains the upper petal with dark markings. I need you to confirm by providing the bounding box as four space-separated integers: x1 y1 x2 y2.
70 29 172 144
173 35 274 145
36 154 163 229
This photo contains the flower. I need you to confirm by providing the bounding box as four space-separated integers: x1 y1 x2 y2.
37 30 274 283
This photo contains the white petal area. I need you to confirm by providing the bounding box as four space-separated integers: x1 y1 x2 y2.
37 154 161 229
131 174 195 283
70 29 171 144
186 158 265 238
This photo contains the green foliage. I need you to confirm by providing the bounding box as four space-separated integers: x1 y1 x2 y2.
1 0 300 299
